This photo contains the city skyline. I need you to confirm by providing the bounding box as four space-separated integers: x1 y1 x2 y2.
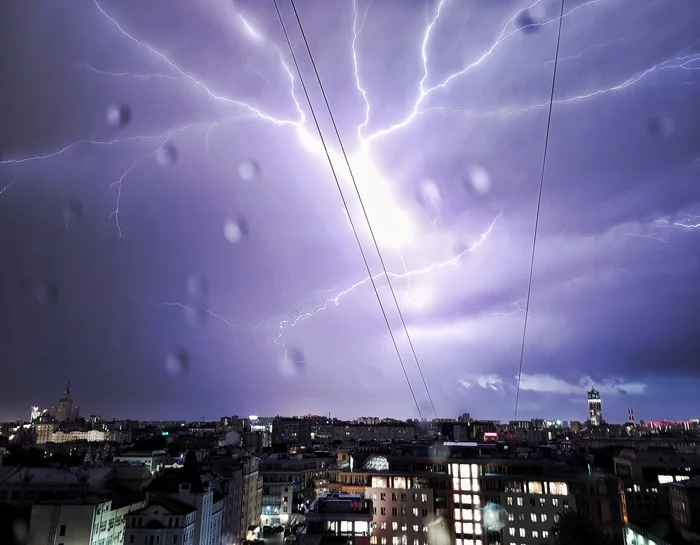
1 0 700 422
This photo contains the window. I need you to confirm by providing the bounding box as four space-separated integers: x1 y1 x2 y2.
552 498 559 507
381 522 387 530
529 498 536 507
516 498 523 506
392 522 398 531
59 526 66 536
129 538 134 545
381 539 386 545
373 507 377 514
422 494 428 502
392 494 397 501
401 494 406 501
401 508 406 516
532 531 539 538
381 508 386 515
518 514 525 521
392 508 397 516
508 513 514 522
412 508 418 516
381 493 386 501
172 537 178 544
541 514 547 523
539 497 546 507
509 528 515 536
507 497 513 506
413 525 419 532
422 509 428 517
530 514 537 522
542 531 549 539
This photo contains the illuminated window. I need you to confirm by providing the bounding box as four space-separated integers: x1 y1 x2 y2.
357 522 369 533
552 498 559 507
454 493 460 503
464 523 473 534
461 494 471 504
530 514 537 522
461 479 471 491
509 528 515 536
516 498 523 506
412 508 418 517
451 464 459 476
542 531 549 539
508 513 514 522
475 523 481 535
341 521 352 532
528 482 543 495
539 498 546 507
549 482 568 495
414 540 419 545
455 509 461 520
392 538 399 545
401 524 407 532
392 522 398 531
423 526 428 533
453 478 460 490
473 496 480 506
413 525 419 532
381 539 386 545
519 529 525 538
455 522 462 534
532 531 539 539
371 538 377 545
421 494 427 502
507 497 513 506
474 510 481 522
460 464 471 479
456 541 462 545
471 464 479 477
472 480 480 492
462 509 472 520
541 514 547 523
381 523 386 530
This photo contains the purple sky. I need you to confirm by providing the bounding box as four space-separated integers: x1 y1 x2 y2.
1 0 700 423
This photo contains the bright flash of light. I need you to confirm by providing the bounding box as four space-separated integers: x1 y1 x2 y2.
2 0 698 371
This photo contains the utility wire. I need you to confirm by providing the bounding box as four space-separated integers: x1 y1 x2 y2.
514 0 566 420
283 0 438 420
272 0 424 420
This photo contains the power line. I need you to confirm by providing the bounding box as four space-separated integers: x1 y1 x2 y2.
283 0 438 420
514 0 566 420
271 0 424 420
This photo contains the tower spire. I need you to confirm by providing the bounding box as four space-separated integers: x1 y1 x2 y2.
65 381 71 396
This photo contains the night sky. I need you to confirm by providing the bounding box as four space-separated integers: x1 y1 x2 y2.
1 0 699 423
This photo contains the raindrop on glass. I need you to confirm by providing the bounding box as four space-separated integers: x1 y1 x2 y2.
106 104 132 128
62 200 84 227
35 282 59 305
238 160 260 182
482 502 509 531
426 516 451 545
418 178 442 208
467 165 491 195
183 306 208 327
223 217 248 244
156 142 178 166
516 4 546 33
647 117 674 140
186 275 209 301
165 348 190 376
278 347 305 378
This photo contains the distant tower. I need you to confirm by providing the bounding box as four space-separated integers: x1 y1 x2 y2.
628 408 635 426
51 382 79 422
588 387 602 426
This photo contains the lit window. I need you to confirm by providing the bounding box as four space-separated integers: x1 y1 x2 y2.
516 498 523 506
462 509 472 520
461 494 471 504
530 514 537 522
508 513 514 522
507 497 513 506
412 508 418 517
453 479 460 490
528 482 543 495
413 525 419 532
532 531 539 539
392 538 399 545
455 522 462 534
401 524 407 532
392 522 398 531
381 523 386 530
423 526 428 533
519 529 525 538
371 538 377 545
460 464 471 479
473 495 480 506
552 498 559 507
461 479 471 491
454 494 460 503
451 463 459 476
471 464 478 477
421 494 428 502
474 523 481 535
542 531 549 539
475 541 482 545
472 480 480 492
455 509 461 521
414 540 419 545
381 539 386 545
509 528 515 537
541 514 547 523
456 541 462 545
474 510 481 522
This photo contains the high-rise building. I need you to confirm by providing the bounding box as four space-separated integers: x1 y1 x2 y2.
588 387 602 426
50 382 80 423
30 406 42 423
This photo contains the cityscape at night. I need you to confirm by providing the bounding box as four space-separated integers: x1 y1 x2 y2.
1 0 700 543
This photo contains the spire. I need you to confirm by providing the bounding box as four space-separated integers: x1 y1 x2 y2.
65 381 71 396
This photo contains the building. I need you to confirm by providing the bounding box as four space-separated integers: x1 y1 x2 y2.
143 460 225 545
124 497 197 545
668 477 700 541
260 453 331 526
113 450 170 474
30 407 42 423
49 429 107 443
327 448 449 545
271 418 311 446
304 492 372 545
49 382 80 423
588 388 602 427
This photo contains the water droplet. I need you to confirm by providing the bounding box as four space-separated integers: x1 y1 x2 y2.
34 282 59 305
186 275 209 301
223 217 248 244
165 348 190 376
238 160 260 182
106 104 132 128
62 200 84 227
278 347 305 378
183 306 208 327
482 502 509 531
467 165 491 195
418 178 442 208
156 142 178 166
426 516 451 545
647 117 674 140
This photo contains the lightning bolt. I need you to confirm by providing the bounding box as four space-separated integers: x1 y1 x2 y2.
3 1 698 385
0 179 15 197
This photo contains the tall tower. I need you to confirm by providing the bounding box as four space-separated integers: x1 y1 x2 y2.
52 382 78 422
588 387 602 426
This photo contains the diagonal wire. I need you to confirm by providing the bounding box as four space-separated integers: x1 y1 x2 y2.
283 0 438 420
272 0 424 420
514 0 566 420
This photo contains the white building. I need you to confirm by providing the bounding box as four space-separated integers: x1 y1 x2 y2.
124 497 196 545
25 495 144 545
50 429 107 443
113 450 170 474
